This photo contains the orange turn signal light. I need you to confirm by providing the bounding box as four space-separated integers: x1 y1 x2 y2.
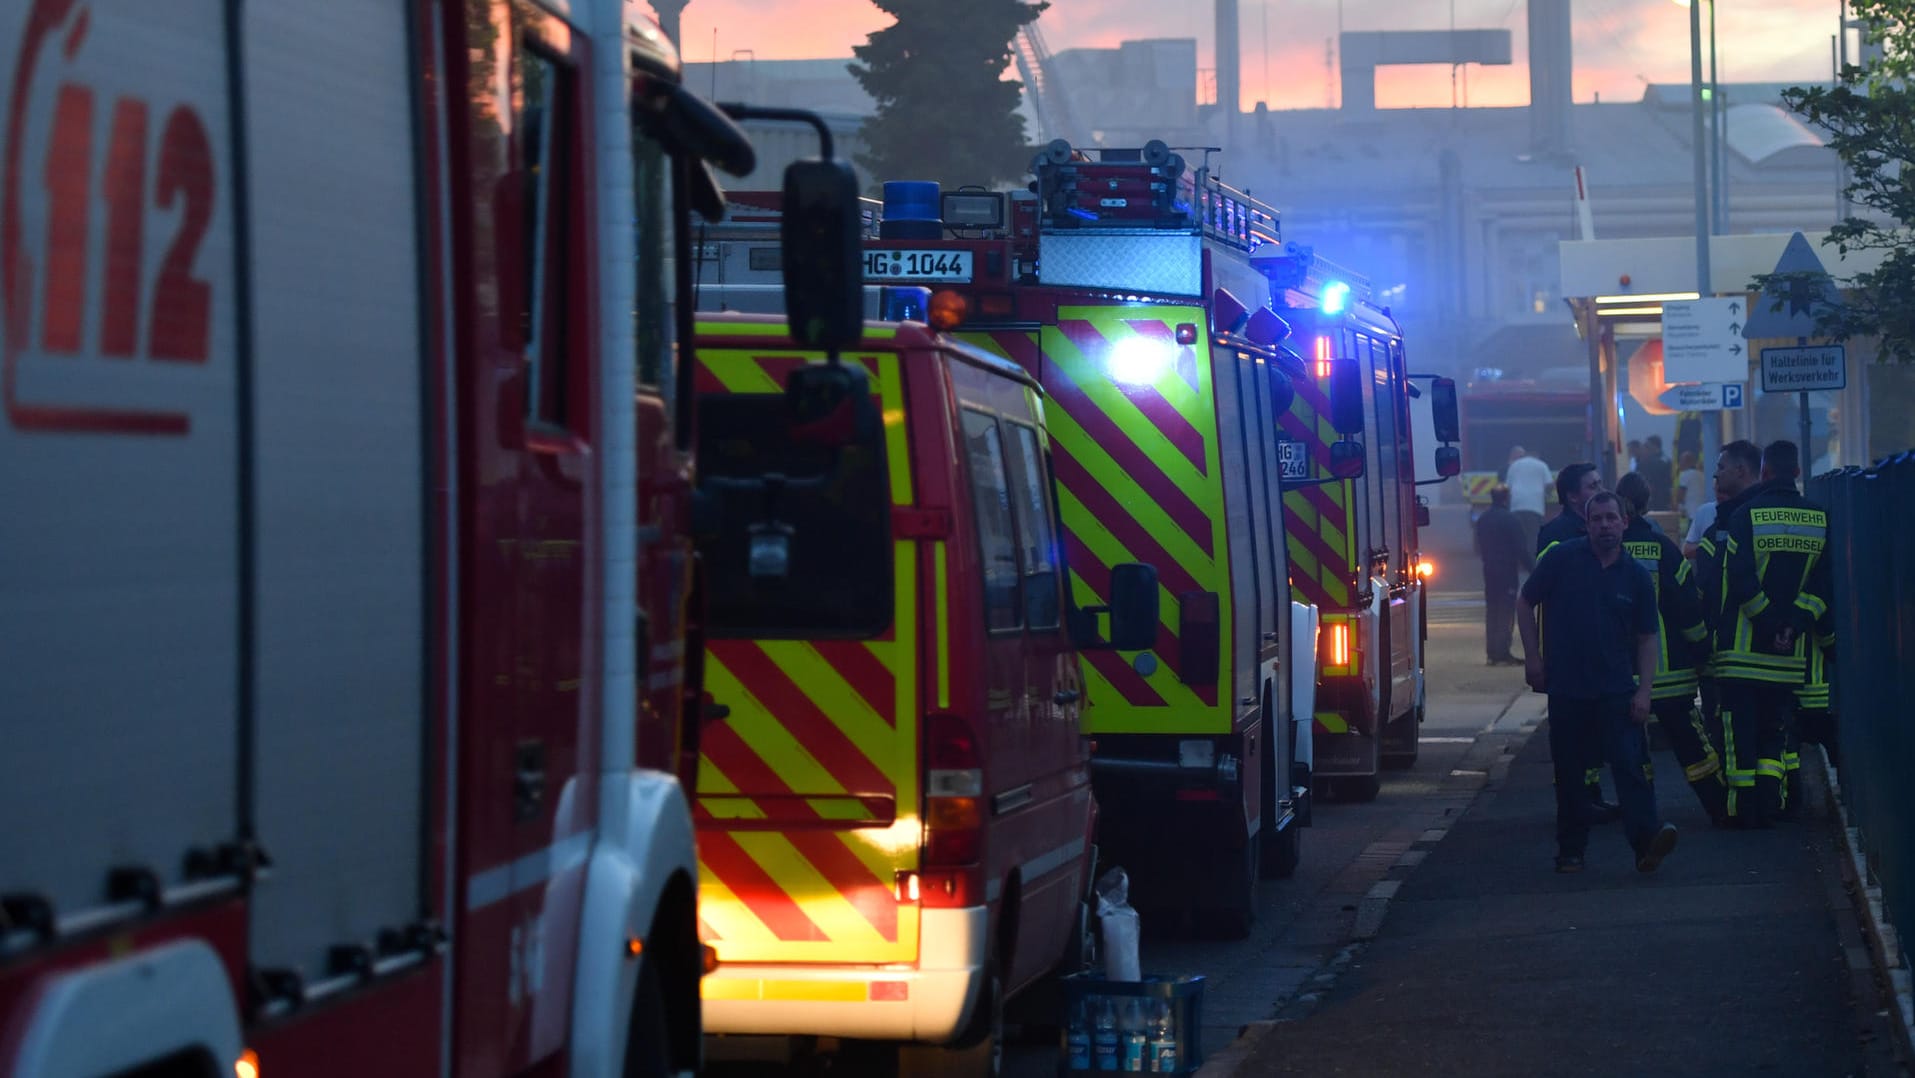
1416 559 1436 579
929 289 970 331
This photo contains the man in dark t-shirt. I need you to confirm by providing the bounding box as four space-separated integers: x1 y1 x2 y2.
1518 491 1680 874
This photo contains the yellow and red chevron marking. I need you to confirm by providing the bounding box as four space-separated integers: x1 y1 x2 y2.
1278 370 1356 612
692 345 922 966
961 307 1231 735
1461 472 1498 504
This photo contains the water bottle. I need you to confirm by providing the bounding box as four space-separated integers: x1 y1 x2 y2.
1120 999 1147 1072
1065 996 1092 1071
1147 999 1180 1073
1091 996 1120 1072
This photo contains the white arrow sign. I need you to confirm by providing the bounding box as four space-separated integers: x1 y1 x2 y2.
1656 382 1745 411
1661 298 1747 383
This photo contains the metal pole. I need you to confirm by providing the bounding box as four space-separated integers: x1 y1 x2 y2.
1710 0 1725 233
1689 0 1711 295
1799 335 1814 463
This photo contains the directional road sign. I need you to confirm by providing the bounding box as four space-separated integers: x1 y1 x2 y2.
1661 297 1747 383
1656 382 1746 411
1760 345 1846 393
1746 232 1836 340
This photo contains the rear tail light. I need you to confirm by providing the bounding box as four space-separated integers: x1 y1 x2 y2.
922 713 984 905
1322 620 1357 675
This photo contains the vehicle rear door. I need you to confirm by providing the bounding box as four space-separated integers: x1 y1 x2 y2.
692 345 923 968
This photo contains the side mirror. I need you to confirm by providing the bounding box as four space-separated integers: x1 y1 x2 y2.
1430 376 1460 444
1415 499 1432 527
781 160 864 352
785 362 879 448
1329 358 1365 435
1072 563 1160 651
1104 564 1160 651
1434 445 1462 478
1330 438 1366 479
1267 368 1295 416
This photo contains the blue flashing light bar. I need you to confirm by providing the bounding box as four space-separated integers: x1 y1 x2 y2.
1321 281 1352 316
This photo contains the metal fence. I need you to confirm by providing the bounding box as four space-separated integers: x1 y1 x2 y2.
1809 452 1915 937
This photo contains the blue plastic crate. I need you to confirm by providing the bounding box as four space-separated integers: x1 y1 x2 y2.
1058 972 1204 1074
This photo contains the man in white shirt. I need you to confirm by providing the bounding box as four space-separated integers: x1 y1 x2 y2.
1504 446 1552 554
1682 500 1717 560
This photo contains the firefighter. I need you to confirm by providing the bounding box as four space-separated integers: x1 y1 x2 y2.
1617 472 1728 824
1692 439 1764 765
1711 440 1832 828
1535 462 1618 822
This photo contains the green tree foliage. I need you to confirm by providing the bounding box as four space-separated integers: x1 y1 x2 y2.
850 0 1048 190
1759 1 1914 363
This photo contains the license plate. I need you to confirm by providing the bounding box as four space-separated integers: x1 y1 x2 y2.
1277 440 1311 480
864 248 974 282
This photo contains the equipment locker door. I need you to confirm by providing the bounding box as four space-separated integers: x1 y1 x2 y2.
450 4 597 1071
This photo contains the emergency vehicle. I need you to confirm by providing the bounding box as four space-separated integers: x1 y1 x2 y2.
766 140 1340 937
0 3 843 1074
688 311 1157 1069
1261 252 1460 799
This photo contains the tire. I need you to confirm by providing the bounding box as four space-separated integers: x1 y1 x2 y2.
907 969 1002 1077
1263 819 1302 879
1344 774 1382 802
622 957 672 1078
1202 841 1258 939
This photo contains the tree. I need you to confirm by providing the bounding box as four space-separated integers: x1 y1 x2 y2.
850 0 1048 191
1758 2 1914 362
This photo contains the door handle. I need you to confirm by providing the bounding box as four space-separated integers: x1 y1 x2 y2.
514 740 546 822
1054 689 1081 706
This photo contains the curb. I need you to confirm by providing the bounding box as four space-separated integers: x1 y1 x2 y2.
1193 702 1541 1076
1823 749 1915 1060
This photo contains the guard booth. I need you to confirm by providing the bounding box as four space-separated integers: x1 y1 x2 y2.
1558 232 1889 483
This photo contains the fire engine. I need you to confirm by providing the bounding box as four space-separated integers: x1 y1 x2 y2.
688 309 1156 1069
0 2 852 1074
1259 251 1461 799
805 141 1345 937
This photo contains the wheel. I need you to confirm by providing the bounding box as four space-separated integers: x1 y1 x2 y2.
1343 774 1382 802
621 956 672 1078
1263 819 1302 880
903 970 1002 1077
1199 841 1258 939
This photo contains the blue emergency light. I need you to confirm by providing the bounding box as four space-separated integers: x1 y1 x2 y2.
880 286 933 323
1321 281 1352 316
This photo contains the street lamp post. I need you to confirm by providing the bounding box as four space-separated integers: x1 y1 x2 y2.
1686 0 1711 295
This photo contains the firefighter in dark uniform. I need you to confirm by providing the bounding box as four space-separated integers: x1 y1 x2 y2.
1711 440 1832 828
1535 462 1617 821
1616 473 1728 824
1693 439 1764 768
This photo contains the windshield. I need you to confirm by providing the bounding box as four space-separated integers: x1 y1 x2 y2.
697 391 894 638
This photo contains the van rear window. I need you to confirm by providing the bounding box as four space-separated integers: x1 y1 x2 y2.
697 393 893 638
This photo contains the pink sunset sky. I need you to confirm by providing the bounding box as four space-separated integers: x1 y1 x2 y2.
668 0 1846 110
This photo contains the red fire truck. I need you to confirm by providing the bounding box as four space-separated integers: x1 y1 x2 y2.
1260 250 1460 800
0 3 846 1074
806 142 1343 937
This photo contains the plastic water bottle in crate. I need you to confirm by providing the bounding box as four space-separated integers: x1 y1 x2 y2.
1058 972 1204 1074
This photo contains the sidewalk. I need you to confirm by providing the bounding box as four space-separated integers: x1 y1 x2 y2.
1231 715 1906 1077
